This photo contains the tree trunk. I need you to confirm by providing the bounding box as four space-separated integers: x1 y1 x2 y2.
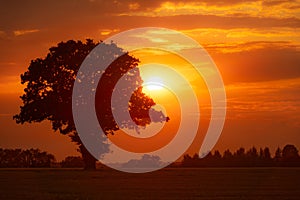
80 143 97 170
70 132 97 170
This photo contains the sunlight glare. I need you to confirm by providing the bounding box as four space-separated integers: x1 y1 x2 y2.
145 83 164 91
143 76 165 92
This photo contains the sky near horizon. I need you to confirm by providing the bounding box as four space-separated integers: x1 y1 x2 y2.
0 0 299 161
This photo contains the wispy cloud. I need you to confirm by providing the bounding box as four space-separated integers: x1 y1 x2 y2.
0 75 24 94
128 2 140 10
0 30 6 39
204 41 300 53
225 78 300 125
204 41 300 83
99 29 119 36
0 113 12 117
182 27 300 45
116 0 300 19
13 29 39 36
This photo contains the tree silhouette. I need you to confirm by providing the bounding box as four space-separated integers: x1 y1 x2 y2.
14 39 168 169
61 156 84 168
121 154 163 168
274 147 282 162
180 145 300 168
0 148 55 168
223 149 233 159
263 147 271 160
95 49 169 135
282 144 299 162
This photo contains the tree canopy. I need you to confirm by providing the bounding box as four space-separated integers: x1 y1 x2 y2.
14 39 168 169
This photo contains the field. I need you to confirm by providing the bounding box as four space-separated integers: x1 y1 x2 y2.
0 168 300 200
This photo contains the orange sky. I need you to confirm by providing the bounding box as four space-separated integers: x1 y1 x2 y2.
0 0 299 161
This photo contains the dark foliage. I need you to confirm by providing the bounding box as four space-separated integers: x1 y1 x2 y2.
0 148 55 168
61 156 84 168
181 144 300 167
1 145 299 168
13 39 168 170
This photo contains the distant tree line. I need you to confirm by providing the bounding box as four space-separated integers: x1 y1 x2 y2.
0 148 87 168
60 156 84 168
179 144 300 167
59 144 300 168
0 148 55 168
1 144 300 168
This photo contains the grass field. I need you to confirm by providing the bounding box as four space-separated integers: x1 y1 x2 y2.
0 168 299 200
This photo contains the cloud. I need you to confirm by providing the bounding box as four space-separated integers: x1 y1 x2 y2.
205 41 300 53
1 0 299 32
121 1 261 17
262 0 298 7
0 1 299 93
182 27 300 44
117 15 300 30
0 75 24 94
128 2 140 10
225 78 300 124
116 0 300 19
206 41 300 83
0 30 6 39
13 29 39 36
0 113 11 117
99 29 119 36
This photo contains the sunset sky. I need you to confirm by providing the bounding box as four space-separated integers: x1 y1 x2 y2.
0 0 299 161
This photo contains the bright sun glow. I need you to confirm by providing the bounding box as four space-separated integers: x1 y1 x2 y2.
145 83 164 91
143 76 165 91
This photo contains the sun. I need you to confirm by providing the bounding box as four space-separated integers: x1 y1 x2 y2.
146 84 164 91
142 76 165 92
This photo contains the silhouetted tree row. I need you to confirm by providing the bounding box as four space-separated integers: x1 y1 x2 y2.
60 156 84 168
0 148 55 168
2 145 299 168
181 144 300 167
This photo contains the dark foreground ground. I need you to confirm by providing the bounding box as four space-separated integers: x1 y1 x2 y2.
0 168 299 200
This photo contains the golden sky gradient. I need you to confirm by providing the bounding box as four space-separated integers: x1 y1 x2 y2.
0 0 299 160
